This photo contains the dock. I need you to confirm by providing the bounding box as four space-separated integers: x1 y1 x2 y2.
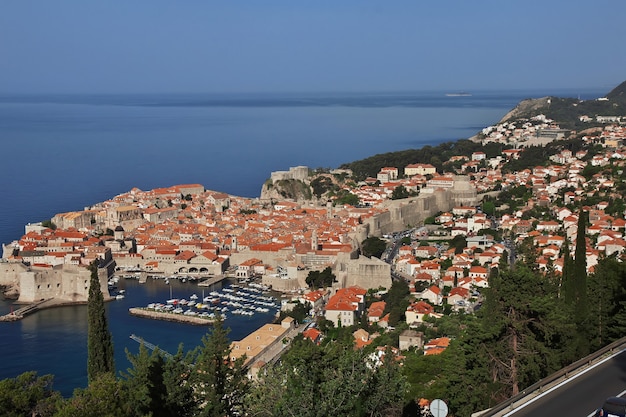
197 275 228 287
128 307 214 326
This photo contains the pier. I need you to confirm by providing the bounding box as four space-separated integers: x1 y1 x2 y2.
197 275 228 287
0 298 71 321
128 307 214 326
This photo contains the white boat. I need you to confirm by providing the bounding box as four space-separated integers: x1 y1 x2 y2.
190 293 198 300
115 294 125 300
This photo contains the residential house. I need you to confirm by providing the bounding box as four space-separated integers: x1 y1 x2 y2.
324 286 366 327
399 330 424 351
420 285 442 306
424 337 451 356
367 300 387 323
447 287 470 305
405 300 434 326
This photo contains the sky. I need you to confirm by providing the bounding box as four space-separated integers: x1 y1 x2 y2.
1 1 625 94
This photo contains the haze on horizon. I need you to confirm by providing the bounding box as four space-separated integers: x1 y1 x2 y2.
1 1 625 95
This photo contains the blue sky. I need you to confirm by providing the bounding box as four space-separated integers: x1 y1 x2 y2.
1 1 625 94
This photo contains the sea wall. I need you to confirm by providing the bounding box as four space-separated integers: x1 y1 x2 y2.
0 260 111 303
0 261 22 288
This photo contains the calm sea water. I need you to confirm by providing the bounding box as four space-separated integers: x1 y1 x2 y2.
0 88 605 395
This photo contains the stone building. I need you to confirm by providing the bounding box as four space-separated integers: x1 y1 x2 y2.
270 165 309 182
336 255 392 290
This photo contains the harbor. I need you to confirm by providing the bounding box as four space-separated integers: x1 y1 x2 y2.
128 279 281 325
0 275 284 396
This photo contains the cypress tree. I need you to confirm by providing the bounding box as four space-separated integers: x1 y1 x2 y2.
560 237 573 301
572 209 590 355
573 209 588 309
87 260 115 384
191 317 249 417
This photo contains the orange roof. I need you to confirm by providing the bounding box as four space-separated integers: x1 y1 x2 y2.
302 328 322 343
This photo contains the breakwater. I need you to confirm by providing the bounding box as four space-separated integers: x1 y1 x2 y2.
128 307 214 325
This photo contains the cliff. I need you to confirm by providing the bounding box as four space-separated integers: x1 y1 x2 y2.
260 178 314 202
498 97 552 124
260 169 351 203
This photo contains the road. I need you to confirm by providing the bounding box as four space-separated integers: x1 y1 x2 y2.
502 348 626 417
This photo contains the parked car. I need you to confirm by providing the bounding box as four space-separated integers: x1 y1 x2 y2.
595 396 626 417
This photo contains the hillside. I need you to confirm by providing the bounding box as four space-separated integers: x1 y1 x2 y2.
499 80 626 128
339 80 626 179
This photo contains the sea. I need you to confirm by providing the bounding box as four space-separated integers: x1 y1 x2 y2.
0 88 606 396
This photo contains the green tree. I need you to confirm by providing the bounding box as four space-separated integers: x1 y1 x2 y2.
190 318 249 417
562 209 590 357
278 300 310 323
449 235 467 255
335 191 359 206
481 199 496 216
0 372 61 417
361 236 387 259
587 257 626 349
162 346 197 417
245 338 407 417
391 185 410 200
122 343 168 417
41 219 57 230
470 264 567 401
305 266 336 289
87 261 114 384
55 373 128 417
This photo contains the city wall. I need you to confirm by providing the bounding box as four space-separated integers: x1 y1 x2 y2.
336 255 392 290
1 262 111 303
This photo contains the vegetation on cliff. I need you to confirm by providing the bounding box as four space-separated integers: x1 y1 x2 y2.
338 140 502 181
499 80 626 129
261 171 356 204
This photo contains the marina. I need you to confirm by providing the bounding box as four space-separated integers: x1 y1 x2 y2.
131 279 281 325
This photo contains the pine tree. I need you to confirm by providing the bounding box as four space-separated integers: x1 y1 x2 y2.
122 344 168 417
191 317 249 417
163 345 197 417
87 260 114 384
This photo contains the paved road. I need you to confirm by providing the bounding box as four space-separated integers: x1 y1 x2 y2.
503 349 626 417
